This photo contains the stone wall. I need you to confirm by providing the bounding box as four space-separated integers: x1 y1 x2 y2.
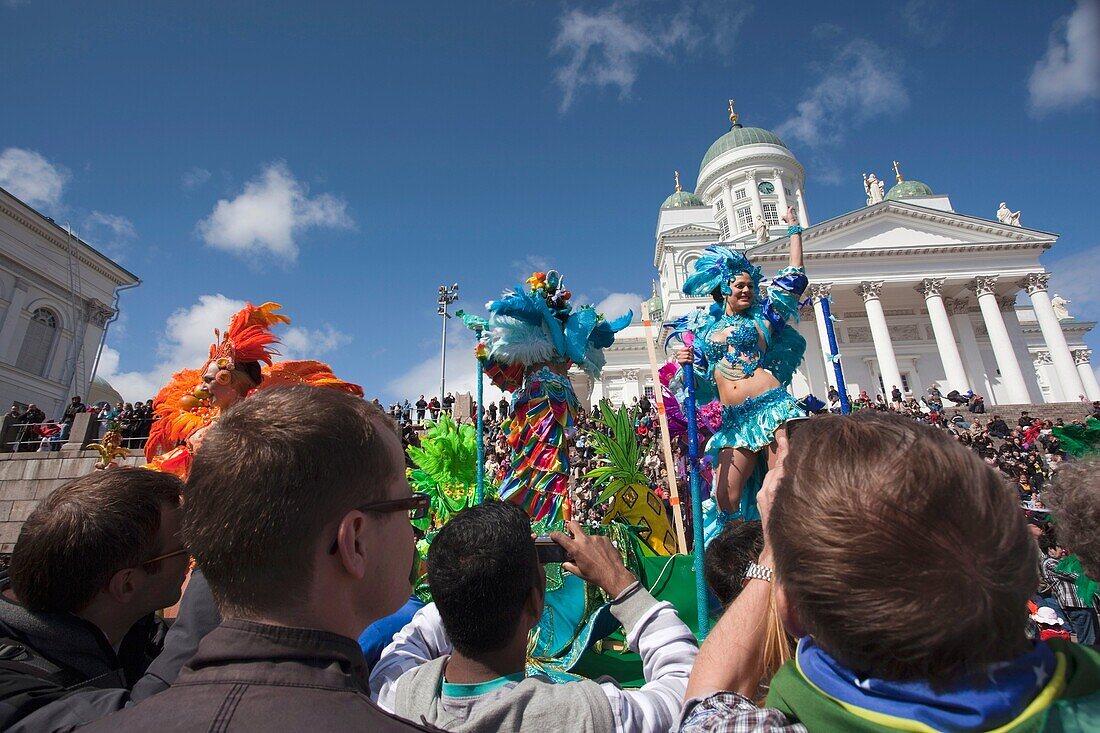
0 450 145 552
0 411 145 553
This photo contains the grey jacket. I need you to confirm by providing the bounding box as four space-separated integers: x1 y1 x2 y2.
72 620 438 733
6 570 220 733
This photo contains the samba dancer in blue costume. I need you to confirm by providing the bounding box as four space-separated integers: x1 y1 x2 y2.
669 207 807 542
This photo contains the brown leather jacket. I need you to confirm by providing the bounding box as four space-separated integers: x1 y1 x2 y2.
72 620 439 732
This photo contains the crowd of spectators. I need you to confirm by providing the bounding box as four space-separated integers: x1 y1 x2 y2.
5 396 155 452
0 386 1094 732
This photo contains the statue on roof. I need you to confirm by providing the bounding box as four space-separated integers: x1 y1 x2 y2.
863 172 885 205
1051 294 1072 320
754 215 769 245
997 202 1022 226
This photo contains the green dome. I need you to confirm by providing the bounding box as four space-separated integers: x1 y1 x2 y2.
662 189 706 208
700 126 788 174
885 179 934 200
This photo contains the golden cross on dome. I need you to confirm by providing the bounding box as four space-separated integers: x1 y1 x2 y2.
728 99 738 127
674 170 682 192
892 160 904 183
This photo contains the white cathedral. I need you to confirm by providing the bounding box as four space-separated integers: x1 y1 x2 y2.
580 104 1099 409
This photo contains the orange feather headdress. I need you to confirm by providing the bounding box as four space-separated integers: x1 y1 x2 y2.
203 302 290 380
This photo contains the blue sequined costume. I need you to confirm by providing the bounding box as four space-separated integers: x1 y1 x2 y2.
667 246 809 539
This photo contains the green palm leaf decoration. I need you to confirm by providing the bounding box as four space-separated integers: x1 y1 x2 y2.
406 413 492 530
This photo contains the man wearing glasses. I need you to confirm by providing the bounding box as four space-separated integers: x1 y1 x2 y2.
0 469 190 729
76 386 435 732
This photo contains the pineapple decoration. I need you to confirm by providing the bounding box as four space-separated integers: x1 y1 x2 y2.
584 400 677 555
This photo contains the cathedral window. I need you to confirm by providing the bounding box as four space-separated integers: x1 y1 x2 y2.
762 202 780 225
17 307 58 377
734 205 752 232
734 188 747 201
718 217 730 239
715 198 724 213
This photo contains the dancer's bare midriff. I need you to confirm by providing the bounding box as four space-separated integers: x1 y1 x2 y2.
710 327 779 406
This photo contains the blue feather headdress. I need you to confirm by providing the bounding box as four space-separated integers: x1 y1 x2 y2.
682 245 762 298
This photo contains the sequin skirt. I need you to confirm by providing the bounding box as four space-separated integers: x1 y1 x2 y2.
706 385 806 457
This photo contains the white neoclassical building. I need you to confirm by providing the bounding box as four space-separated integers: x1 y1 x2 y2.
585 106 1099 408
0 186 139 418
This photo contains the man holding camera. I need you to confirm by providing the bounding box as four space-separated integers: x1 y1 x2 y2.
370 500 698 733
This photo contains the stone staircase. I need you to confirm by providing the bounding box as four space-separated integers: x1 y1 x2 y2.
968 402 1095 423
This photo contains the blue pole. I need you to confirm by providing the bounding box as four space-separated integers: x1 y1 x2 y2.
819 297 851 415
476 353 485 504
681 348 709 638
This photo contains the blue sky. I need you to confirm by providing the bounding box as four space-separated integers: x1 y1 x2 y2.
1 0 1098 403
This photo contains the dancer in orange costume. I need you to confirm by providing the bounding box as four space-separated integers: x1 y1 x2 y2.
144 302 363 479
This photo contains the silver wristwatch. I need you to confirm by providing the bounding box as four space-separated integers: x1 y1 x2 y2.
744 561 774 583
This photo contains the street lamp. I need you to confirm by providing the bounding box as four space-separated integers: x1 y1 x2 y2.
437 283 459 401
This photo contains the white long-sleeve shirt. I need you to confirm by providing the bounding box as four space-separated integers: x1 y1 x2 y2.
370 585 698 733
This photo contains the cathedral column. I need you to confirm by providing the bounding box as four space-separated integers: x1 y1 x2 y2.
857 281 903 397
0 279 30 364
773 169 789 215
999 294 1044 403
1034 351 1063 402
1074 349 1100 401
795 187 810 226
916 278 969 394
1021 272 1086 401
946 297 992 397
810 283 836 387
971 276 1030 403
796 304 829 396
746 169 763 221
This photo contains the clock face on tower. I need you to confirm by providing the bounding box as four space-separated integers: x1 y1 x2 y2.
757 181 775 194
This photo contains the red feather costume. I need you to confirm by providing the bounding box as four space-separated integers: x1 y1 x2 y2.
145 302 362 479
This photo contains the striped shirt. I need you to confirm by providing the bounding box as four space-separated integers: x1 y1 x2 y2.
1041 557 1087 609
679 693 807 732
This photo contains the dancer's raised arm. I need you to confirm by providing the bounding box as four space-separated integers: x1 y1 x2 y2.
783 206 803 269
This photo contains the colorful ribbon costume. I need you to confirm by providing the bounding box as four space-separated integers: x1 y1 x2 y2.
144 302 363 479
666 246 808 540
460 270 631 524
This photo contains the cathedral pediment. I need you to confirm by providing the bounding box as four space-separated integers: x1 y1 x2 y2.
748 201 1053 259
659 223 721 239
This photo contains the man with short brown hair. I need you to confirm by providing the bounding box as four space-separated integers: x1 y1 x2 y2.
79 385 433 732
682 412 1100 732
0 469 188 729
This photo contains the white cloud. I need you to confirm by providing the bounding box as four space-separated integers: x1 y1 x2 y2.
1028 0 1100 114
181 167 212 189
511 254 551 282
281 325 352 358
775 39 909 148
387 318 505 404
195 161 353 263
0 147 69 209
595 292 643 321
899 0 950 46
82 211 136 257
552 1 752 112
